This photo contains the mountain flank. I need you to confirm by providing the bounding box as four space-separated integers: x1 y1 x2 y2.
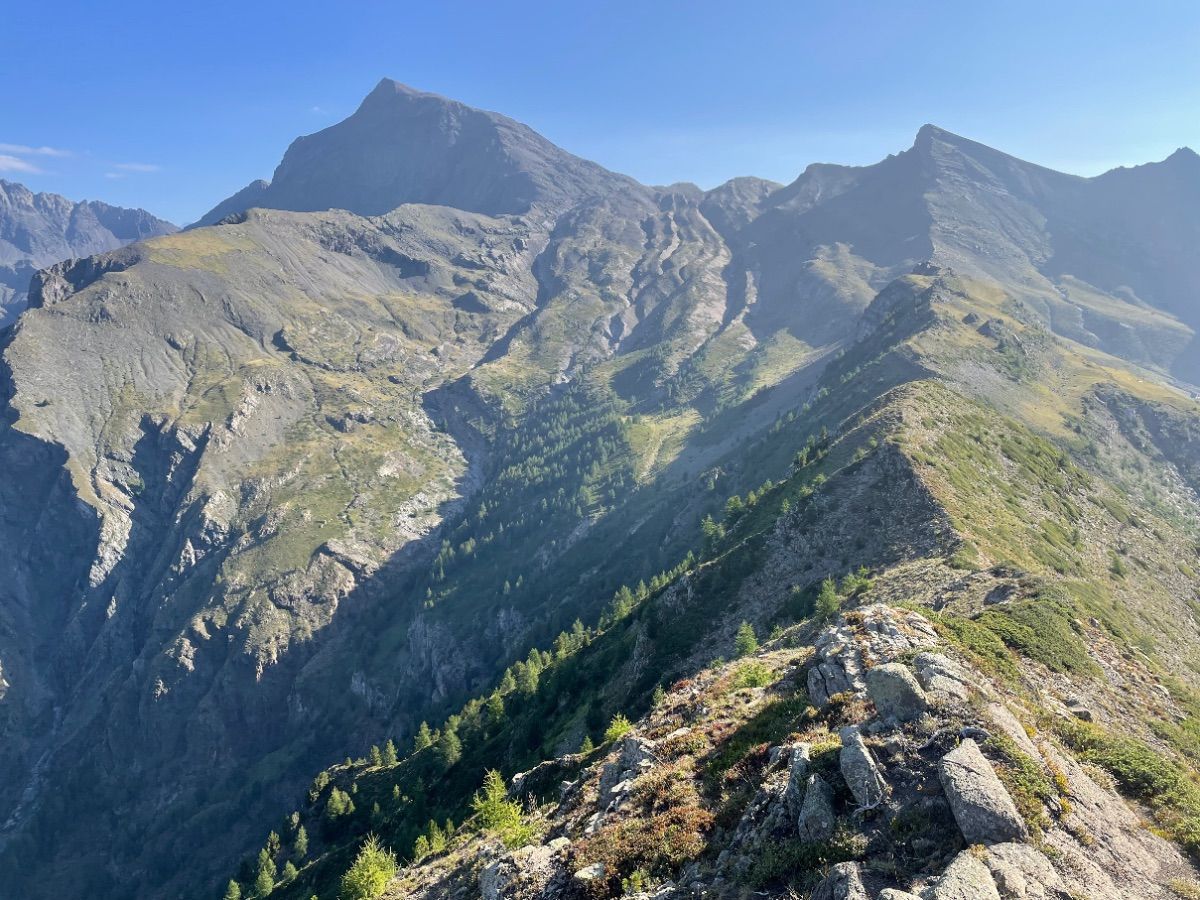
0 80 1198 900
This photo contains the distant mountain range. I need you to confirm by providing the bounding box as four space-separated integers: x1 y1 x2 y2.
0 180 176 326
1 79 1199 900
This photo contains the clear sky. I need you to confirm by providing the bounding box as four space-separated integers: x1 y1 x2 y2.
4 0 1198 225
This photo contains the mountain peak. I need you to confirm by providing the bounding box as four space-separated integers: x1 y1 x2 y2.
194 79 642 227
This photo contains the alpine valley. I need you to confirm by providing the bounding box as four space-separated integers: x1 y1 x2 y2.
2 79 1200 900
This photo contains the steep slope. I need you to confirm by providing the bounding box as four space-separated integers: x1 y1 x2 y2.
0 179 177 324
195 79 644 226
2 81 1200 900
230 270 1200 900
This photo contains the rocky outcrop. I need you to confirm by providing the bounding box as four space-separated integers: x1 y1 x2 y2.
480 839 571 900
796 773 837 842
938 740 1028 845
808 606 939 707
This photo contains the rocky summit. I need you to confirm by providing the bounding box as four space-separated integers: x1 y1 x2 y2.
1 79 1200 900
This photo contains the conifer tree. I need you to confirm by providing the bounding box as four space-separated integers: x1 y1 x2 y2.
734 621 758 657
252 848 275 898
382 739 398 766
413 721 434 752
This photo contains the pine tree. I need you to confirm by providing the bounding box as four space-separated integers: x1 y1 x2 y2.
437 726 462 768
223 880 242 900
816 576 840 619
252 848 275 897
340 834 398 900
485 692 505 725
413 721 434 752
382 739 398 766
369 744 383 767
266 831 281 857
293 825 308 858
281 862 298 882
734 621 758 657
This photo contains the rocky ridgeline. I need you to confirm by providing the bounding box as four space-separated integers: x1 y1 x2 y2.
441 606 1200 900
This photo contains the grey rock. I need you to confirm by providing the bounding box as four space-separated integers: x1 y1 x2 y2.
985 841 1064 899
840 726 888 810
939 740 1028 845
480 843 562 900
914 653 973 702
573 863 605 883
784 743 811 816
808 606 941 707
924 850 1001 900
866 662 928 722
797 773 837 842
879 891 923 900
811 862 870 900
598 733 658 809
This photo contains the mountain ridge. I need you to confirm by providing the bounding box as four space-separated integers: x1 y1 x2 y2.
0 178 177 326
1 80 1199 900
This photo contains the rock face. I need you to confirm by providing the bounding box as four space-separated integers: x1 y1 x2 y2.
0 179 175 323
796 772 837 841
939 739 1029 845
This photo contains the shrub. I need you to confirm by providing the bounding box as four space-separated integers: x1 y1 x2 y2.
730 661 773 689
574 804 714 893
742 828 867 888
341 834 398 900
604 714 633 744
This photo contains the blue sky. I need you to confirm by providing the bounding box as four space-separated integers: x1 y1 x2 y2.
4 1 1198 225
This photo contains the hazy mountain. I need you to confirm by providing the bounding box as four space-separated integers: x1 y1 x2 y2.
1 81 1199 900
0 179 177 325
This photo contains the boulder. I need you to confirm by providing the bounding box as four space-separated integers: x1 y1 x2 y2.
797 773 837 842
784 743 811 816
914 652 973 701
840 726 888 810
866 662 928 722
924 850 1001 900
879 891 923 900
573 863 605 884
985 841 1065 899
811 862 870 900
938 740 1028 845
